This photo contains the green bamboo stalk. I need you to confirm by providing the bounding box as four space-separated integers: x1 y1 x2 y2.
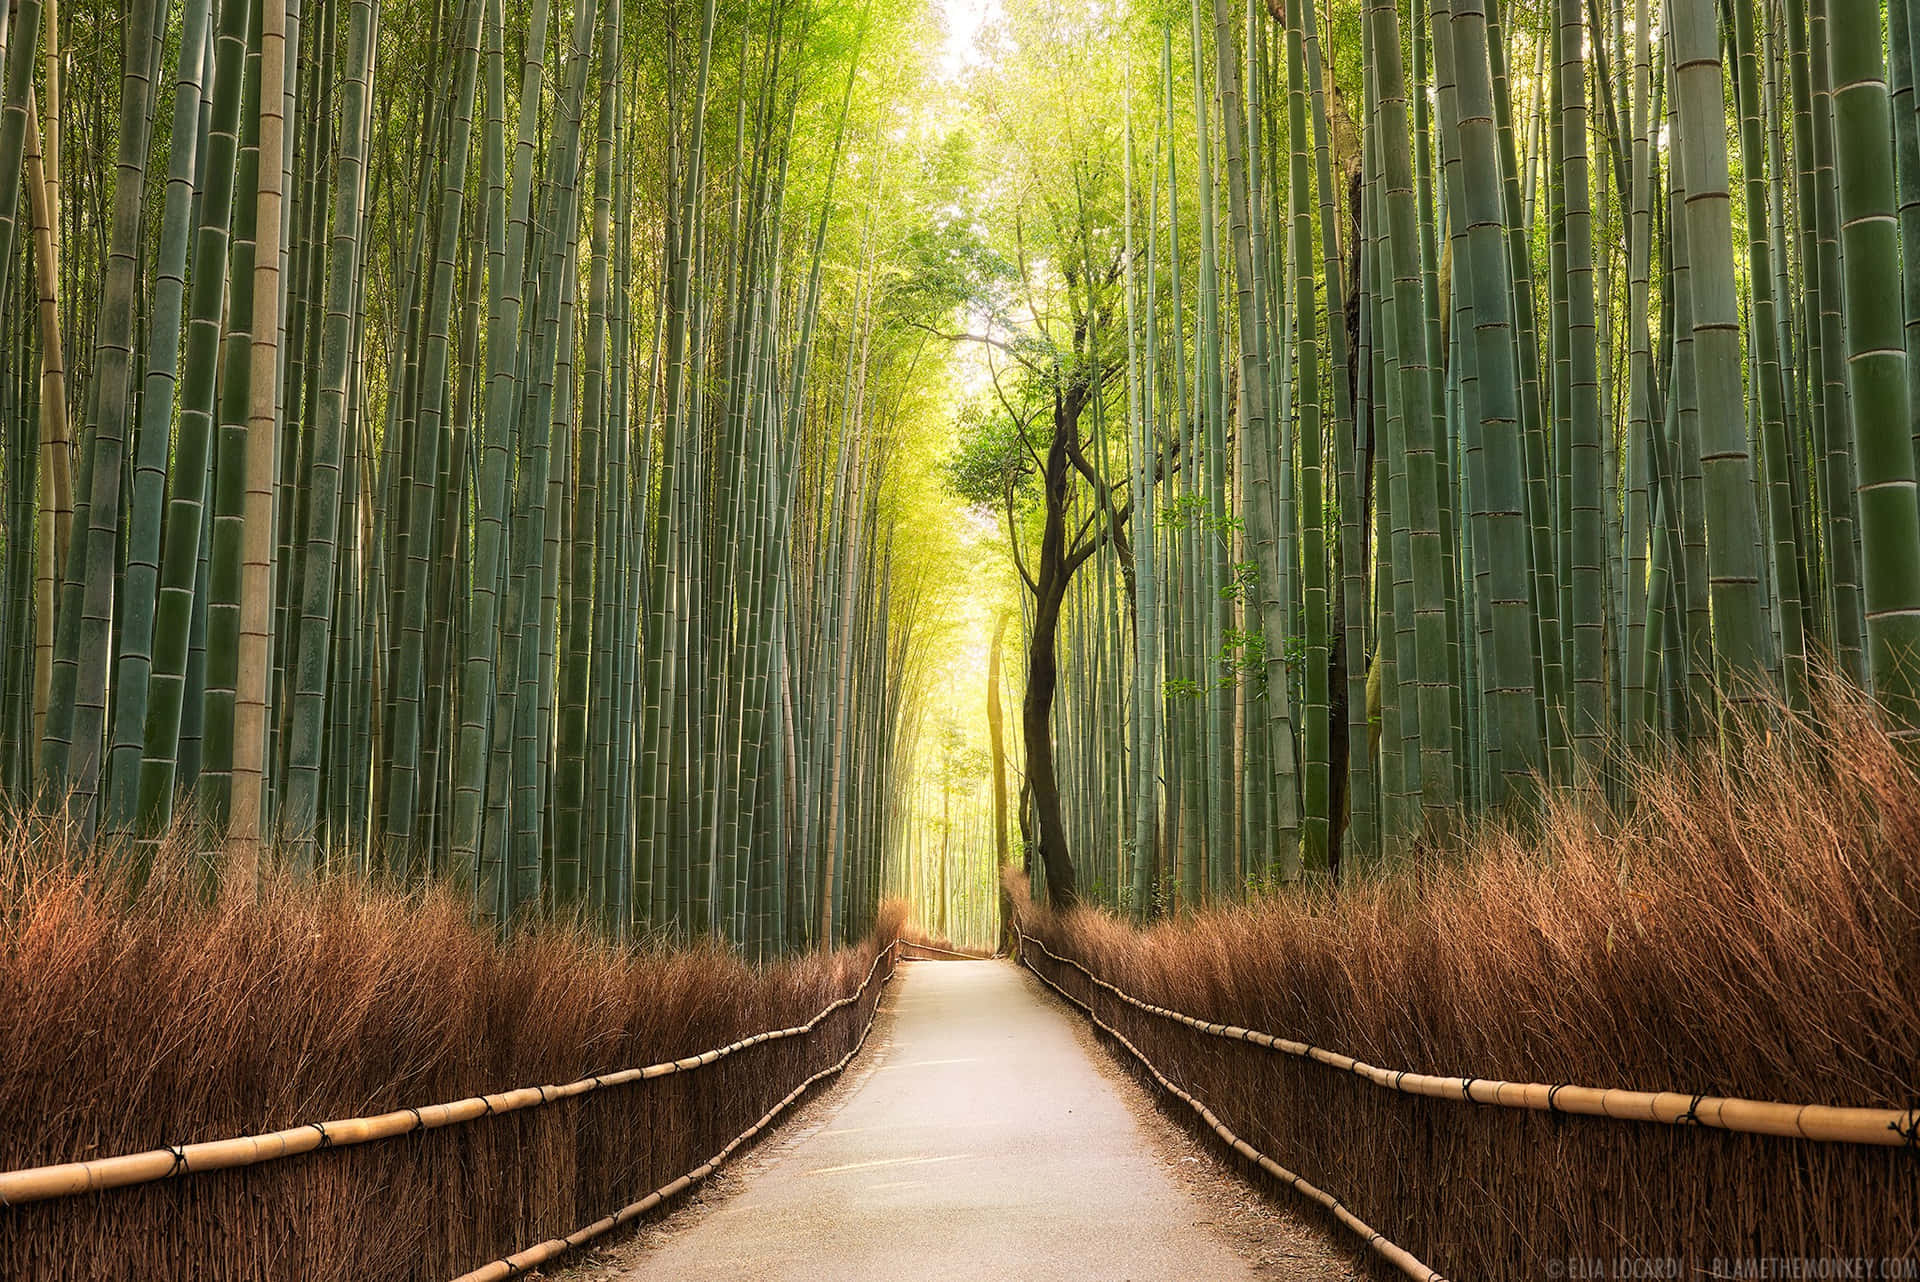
1369 0 1455 826
1669 0 1775 711
138 0 252 832
1728 0 1807 710
1557 0 1605 769
1440 0 1544 799
282 0 377 867
1828 0 1920 729
1805 0 1866 682
383 0 482 858
106 0 213 833
58 0 164 829
1214 0 1303 875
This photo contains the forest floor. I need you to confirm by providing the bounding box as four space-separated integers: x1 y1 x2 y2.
542 958 1364 1281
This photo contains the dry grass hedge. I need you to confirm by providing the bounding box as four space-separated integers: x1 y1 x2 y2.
898 924 995 958
1020 680 1920 1278
0 828 903 1282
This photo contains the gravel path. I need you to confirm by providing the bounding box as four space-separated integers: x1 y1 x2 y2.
586 958 1281 1281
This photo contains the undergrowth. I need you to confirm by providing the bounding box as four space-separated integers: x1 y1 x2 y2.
1020 676 1919 1274
0 827 904 1281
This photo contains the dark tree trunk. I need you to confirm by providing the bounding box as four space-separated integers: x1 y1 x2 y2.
992 289 1128 916
988 610 1015 950
1022 385 1083 911
1331 180 1366 877
1018 778 1036 878
1327 553 1349 878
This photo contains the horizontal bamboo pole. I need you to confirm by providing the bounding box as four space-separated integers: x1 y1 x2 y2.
0 939 902 1207
448 956 899 1282
897 940 997 960
1018 935 1446 1282
1016 927 1920 1149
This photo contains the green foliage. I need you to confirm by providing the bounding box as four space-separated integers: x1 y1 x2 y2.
1220 628 1268 679
944 403 1032 510
883 136 1020 320
1222 560 1260 604
1156 494 1240 543
934 716 991 790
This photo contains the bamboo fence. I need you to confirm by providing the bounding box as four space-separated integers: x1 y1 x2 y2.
896 940 999 960
1017 926 1448 1282
1016 920 1918 1277
1016 929 1920 1147
0 940 902 1215
450 942 901 1281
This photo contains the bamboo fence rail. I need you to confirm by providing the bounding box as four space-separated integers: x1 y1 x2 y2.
0 939 903 1208
897 940 998 959
1015 925 1447 1282
1017 928 1920 1148
449 958 898 1282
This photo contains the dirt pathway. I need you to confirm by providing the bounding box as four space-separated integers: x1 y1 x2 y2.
597 959 1275 1279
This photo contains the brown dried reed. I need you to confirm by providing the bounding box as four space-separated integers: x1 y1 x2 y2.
897 925 995 959
1021 677 1920 1278
0 825 904 1282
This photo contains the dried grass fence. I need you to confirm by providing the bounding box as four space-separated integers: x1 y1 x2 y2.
0 829 906 1281
897 928 997 960
1018 682 1920 1278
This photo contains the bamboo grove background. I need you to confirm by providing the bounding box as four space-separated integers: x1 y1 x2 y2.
940 0 1920 913
0 0 978 951
879 591 1019 955
10 0 1920 940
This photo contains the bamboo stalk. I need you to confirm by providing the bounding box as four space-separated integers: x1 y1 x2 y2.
229 0 292 859
21 88 67 771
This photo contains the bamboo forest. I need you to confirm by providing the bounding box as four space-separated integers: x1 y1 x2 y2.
0 0 1911 1274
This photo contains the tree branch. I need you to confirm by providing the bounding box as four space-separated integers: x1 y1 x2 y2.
906 318 1041 372
1004 476 1039 597
1066 491 1134 575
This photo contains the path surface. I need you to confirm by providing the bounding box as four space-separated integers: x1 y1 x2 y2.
612 959 1261 1281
